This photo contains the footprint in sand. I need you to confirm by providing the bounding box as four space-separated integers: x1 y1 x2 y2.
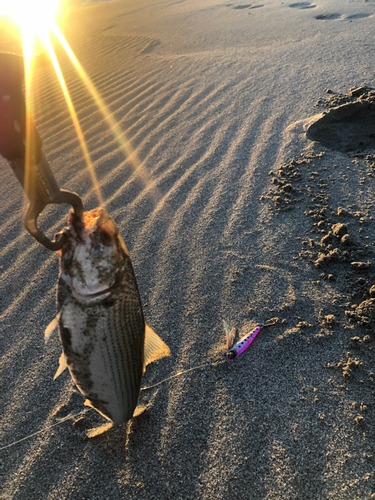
101 25 115 32
227 3 264 9
233 4 252 8
140 40 161 54
314 13 342 20
289 2 317 9
344 13 372 19
306 101 375 153
167 0 186 5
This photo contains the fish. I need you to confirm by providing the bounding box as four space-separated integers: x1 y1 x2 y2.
46 207 170 435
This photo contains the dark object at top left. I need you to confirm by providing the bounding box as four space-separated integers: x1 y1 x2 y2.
0 52 42 162
0 52 83 251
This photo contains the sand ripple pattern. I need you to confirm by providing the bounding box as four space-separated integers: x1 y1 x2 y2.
1 4 375 499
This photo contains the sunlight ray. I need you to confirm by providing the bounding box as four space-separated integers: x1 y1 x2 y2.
1 0 161 208
51 21 161 203
40 30 103 205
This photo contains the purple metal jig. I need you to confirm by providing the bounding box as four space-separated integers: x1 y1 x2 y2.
225 324 263 362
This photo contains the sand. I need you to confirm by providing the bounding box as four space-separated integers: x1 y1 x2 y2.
0 0 375 498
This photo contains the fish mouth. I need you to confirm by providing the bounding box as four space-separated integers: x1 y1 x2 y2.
59 272 114 302
72 285 114 302
71 270 124 304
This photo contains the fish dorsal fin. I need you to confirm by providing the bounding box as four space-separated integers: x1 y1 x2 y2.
144 324 170 370
45 310 62 344
53 351 68 380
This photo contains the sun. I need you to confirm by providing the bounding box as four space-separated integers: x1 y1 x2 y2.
0 0 59 28
0 0 59 52
0 0 152 207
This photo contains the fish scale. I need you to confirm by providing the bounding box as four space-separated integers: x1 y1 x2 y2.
59 266 145 424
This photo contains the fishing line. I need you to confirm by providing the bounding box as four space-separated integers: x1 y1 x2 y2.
1 320 276 449
141 359 226 391
0 410 88 451
142 320 278 390
0 362 225 450
0 362 223 450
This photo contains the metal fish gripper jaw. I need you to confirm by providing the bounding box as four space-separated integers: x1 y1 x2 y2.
0 52 83 251
10 151 83 251
11 152 84 251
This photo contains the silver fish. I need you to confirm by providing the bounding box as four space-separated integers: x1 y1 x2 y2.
45 208 170 434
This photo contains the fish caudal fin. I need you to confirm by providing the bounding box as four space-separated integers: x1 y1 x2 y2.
86 422 114 438
84 400 115 437
133 404 147 418
144 324 171 370
84 399 113 422
53 351 68 379
44 310 62 344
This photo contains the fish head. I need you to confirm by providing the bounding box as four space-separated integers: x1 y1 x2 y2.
58 208 129 303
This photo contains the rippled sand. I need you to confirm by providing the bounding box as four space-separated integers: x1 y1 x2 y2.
1 0 375 498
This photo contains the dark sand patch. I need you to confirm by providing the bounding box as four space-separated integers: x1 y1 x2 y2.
307 86 375 153
101 25 116 32
167 0 187 6
306 102 375 153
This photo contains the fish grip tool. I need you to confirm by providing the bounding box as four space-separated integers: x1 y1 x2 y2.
0 52 83 251
10 153 83 250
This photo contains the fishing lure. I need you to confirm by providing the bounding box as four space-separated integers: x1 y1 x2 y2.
224 320 267 362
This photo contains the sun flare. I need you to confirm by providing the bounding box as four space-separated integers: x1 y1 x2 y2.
0 0 158 206
0 0 60 60
0 0 59 33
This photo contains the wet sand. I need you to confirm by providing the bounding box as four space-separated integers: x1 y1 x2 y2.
0 0 375 498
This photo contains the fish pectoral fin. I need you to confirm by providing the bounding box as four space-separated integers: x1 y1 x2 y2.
118 234 130 257
53 351 68 380
44 310 62 344
144 324 171 369
86 422 114 438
